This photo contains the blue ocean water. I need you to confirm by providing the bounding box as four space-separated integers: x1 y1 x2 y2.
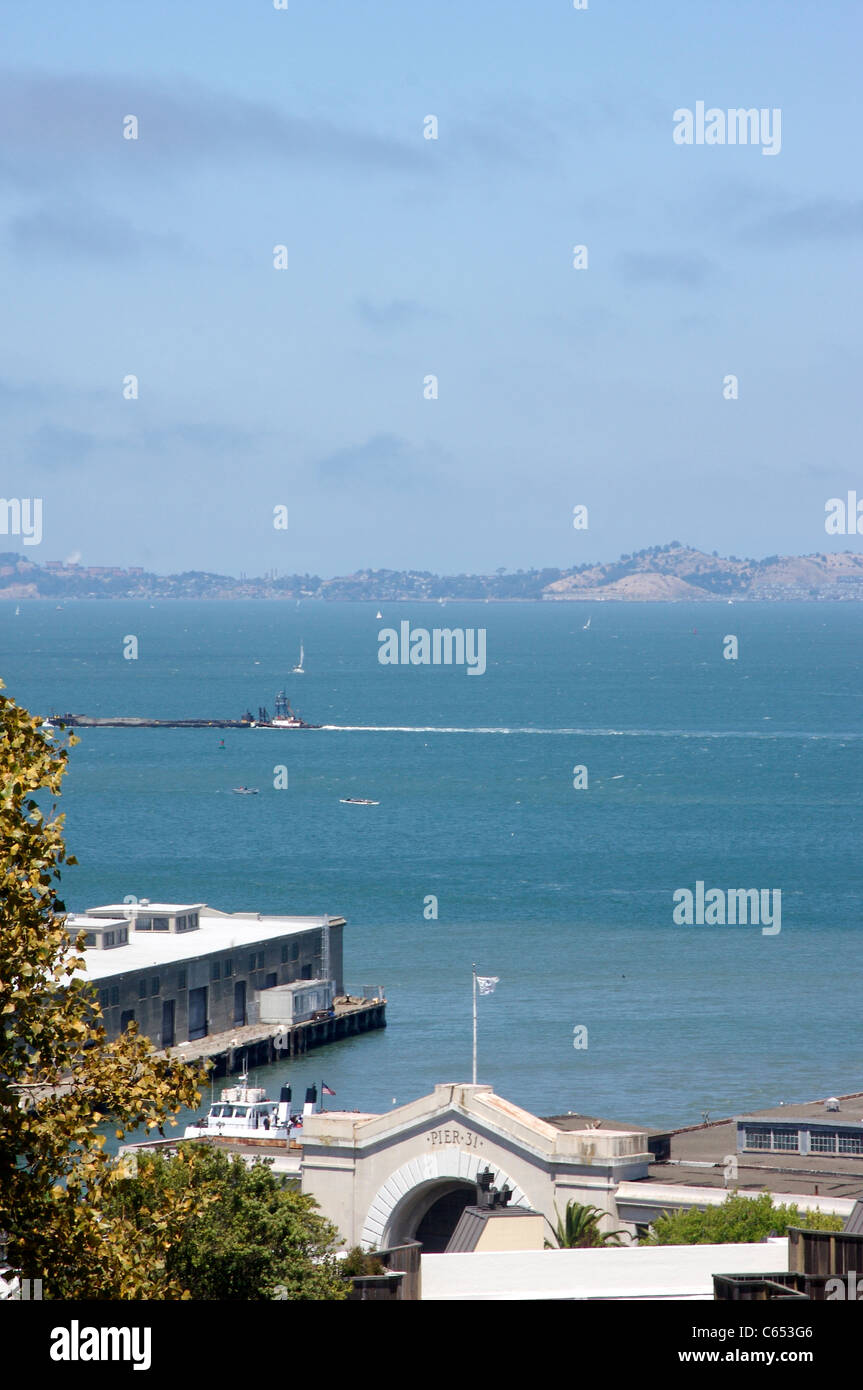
2 599 862 1131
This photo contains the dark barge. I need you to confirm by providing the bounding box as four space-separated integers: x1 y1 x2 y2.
50 692 320 730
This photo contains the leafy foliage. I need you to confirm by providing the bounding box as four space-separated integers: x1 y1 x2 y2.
104 1147 347 1300
546 1200 629 1249
340 1245 385 1277
0 684 204 1298
645 1191 844 1246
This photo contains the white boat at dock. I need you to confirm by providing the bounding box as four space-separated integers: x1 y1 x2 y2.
184 1076 299 1144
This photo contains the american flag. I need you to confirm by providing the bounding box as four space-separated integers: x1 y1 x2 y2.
321 1081 336 1096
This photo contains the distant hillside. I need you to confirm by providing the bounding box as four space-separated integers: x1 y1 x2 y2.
543 544 863 601
2 544 863 601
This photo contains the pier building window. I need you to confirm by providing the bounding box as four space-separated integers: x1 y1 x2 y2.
743 1127 800 1154
136 918 151 931
150 977 160 997
138 979 147 999
176 915 187 931
744 1128 772 1150
119 928 128 943
178 969 187 990
224 958 233 977
110 987 119 1007
104 932 115 947
838 1134 863 1155
211 961 221 981
98 990 109 1009
810 1132 836 1153
281 944 289 963
290 944 299 963
120 1010 135 1031
248 951 265 972
188 913 199 930
152 916 169 932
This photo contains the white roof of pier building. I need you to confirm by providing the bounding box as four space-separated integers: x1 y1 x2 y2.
65 904 344 981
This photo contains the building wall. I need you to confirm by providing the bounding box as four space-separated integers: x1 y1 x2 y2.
302 1103 641 1249
93 925 336 1045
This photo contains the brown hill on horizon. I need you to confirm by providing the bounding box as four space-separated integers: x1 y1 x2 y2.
543 547 863 600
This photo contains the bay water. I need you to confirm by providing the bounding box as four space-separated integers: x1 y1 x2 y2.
3 599 862 1132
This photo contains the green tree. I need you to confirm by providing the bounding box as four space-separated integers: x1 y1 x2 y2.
105 1146 347 1300
645 1191 844 1246
0 683 205 1298
546 1200 629 1249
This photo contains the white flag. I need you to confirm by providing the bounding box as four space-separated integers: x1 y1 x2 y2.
477 975 499 995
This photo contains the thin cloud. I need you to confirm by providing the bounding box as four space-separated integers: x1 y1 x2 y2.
7 200 183 260
0 69 423 178
745 198 863 246
618 250 716 288
316 434 446 491
354 298 431 330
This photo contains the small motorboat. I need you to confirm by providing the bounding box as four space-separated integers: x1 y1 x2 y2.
340 797 379 805
232 786 259 795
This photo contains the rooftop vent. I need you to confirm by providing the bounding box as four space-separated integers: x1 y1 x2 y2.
825 1097 841 1112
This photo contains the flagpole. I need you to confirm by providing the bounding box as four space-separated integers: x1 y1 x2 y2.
472 964 477 1085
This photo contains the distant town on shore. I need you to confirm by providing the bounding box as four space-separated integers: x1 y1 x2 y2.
3 543 863 602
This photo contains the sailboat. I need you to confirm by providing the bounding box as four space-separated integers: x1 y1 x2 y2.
14 605 20 616
292 641 305 674
583 616 591 630
376 610 382 620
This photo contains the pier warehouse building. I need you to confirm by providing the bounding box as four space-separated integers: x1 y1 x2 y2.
65 901 345 1049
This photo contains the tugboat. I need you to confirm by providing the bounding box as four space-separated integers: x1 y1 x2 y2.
251 691 321 729
184 1075 298 1145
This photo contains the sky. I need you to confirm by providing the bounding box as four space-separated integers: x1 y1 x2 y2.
1 0 861 576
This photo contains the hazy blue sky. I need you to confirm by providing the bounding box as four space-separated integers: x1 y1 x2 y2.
2 0 861 575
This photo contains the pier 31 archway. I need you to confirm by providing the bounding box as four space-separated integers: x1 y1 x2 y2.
300 1082 651 1251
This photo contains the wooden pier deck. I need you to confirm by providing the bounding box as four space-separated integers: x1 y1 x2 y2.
168 996 386 1075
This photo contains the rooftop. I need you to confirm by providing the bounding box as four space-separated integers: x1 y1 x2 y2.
420 1240 791 1301
735 1095 863 1125
66 915 128 930
90 902 205 915
67 906 341 981
642 1092 863 1201
545 1112 652 1135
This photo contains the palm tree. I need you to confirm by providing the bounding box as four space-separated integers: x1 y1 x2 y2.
545 1201 629 1249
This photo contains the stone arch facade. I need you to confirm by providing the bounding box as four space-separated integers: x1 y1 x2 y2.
361 1148 530 1249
